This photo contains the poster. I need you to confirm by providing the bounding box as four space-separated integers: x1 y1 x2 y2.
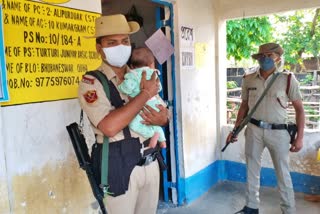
1 0 101 106
145 29 174 65
0 4 9 102
195 42 208 70
180 25 195 69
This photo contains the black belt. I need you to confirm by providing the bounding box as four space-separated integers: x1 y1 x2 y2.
137 153 157 166
250 118 288 130
137 139 157 166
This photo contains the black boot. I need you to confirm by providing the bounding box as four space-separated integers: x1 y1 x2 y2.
234 206 259 214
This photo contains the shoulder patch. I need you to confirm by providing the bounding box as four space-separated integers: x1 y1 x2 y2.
82 75 95 85
83 90 98 103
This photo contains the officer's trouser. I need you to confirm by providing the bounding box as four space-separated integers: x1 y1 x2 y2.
104 160 159 214
245 123 296 214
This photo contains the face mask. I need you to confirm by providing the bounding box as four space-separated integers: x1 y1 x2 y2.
102 45 131 68
258 56 275 71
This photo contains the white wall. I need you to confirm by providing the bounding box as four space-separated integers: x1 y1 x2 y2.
176 0 217 177
0 100 99 212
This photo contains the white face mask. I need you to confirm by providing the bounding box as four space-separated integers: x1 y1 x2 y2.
102 45 131 68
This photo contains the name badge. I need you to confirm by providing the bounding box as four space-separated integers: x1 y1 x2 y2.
248 87 257 90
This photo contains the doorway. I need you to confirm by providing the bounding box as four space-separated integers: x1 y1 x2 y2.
101 0 178 205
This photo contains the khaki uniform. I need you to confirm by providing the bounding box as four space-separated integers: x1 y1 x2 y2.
78 62 160 214
241 68 302 214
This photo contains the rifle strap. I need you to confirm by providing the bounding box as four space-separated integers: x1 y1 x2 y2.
85 70 134 196
286 72 292 96
85 70 111 196
235 71 280 135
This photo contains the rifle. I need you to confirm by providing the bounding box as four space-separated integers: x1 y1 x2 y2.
222 72 280 152
66 122 107 214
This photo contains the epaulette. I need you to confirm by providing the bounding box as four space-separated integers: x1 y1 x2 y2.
243 67 258 78
281 69 292 75
243 71 257 79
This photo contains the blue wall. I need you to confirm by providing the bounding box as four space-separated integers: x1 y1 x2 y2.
182 160 320 204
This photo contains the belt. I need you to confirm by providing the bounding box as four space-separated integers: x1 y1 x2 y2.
137 139 157 166
137 152 157 166
250 118 288 130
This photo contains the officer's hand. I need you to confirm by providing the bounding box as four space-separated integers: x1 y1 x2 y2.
140 71 160 98
140 104 169 126
290 138 303 152
226 132 238 143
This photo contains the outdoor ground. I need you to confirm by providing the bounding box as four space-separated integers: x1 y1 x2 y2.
157 181 320 214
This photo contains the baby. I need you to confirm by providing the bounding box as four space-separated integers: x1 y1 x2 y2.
119 47 167 149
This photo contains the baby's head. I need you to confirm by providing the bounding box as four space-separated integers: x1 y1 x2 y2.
130 47 155 69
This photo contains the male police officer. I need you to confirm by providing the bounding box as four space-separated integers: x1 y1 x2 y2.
227 43 305 214
78 14 169 214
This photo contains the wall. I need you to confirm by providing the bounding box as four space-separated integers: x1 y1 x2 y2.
0 101 100 213
173 0 220 203
176 0 217 178
0 0 102 213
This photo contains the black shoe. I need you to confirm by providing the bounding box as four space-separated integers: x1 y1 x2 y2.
234 206 259 214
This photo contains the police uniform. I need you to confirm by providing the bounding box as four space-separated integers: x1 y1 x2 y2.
78 62 160 214
241 67 302 214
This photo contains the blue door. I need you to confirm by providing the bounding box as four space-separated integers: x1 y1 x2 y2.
151 0 183 206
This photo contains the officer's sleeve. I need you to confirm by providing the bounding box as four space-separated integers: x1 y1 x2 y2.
78 74 112 127
288 74 303 101
240 76 248 101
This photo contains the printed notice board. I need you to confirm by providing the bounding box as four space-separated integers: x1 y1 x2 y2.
1 0 101 106
0 4 9 102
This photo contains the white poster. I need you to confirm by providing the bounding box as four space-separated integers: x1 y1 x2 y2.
145 29 174 65
180 25 195 69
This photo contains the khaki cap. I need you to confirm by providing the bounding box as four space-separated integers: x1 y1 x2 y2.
86 14 140 38
252 43 284 59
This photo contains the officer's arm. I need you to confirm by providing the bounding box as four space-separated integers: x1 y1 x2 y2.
98 71 159 137
226 100 249 144
290 99 305 152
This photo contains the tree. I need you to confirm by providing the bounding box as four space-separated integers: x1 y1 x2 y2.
274 8 320 72
227 17 273 62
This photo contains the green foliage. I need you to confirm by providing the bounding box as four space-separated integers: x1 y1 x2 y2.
299 74 314 85
227 17 273 61
274 9 320 69
227 81 238 89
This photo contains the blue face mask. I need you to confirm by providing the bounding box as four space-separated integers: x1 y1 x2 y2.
258 56 275 71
